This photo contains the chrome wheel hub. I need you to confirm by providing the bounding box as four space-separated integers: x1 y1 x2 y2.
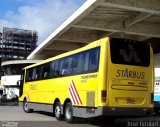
55 106 61 117
66 107 71 120
24 102 29 111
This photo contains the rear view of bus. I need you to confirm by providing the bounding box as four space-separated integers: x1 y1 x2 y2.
101 38 154 116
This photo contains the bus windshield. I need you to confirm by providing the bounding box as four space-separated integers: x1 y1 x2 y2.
110 38 150 67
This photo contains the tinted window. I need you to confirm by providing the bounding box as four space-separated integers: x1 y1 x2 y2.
60 57 72 76
26 69 32 81
71 54 84 74
82 48 99 72
25 47 100 81
110 38 150 67
32 66 42 80
42 63 50 79
83 52 90 72
88 48 99 72
49 60 60 77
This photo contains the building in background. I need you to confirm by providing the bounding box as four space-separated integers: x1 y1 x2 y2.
0 27 38 100
0 27 37 62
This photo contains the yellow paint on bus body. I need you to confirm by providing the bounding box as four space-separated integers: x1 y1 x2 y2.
19 37 153 114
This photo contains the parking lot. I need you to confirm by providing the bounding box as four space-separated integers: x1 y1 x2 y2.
0 105 160 127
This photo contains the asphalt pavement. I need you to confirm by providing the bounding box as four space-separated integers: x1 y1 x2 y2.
0 105 160 127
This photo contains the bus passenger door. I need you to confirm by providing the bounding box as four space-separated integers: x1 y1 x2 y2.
19 70 25 97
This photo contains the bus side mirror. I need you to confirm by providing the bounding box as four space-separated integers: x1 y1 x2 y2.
17 80 20 86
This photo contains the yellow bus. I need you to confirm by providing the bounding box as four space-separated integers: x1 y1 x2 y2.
19 37 154 123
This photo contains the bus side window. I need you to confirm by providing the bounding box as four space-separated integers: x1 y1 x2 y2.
88 48 99 72
42 63 50 79
50 61 60 78
55 60 60 76
26 69 32 82
32 66 41 80
71 54 83 74
71 58 78 74
32 68 36 80
60 57 72 76
83 52 89 72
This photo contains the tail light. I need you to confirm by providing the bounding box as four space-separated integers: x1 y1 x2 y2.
151 93 154 104
101 90 107 103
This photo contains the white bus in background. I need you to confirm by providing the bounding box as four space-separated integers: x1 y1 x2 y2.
154 67 160 114
1 75 21 99
154 54 160 114
1 60 41 100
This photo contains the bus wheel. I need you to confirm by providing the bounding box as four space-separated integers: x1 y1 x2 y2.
23 99 33 113
54 102 63 120
64 102 74 123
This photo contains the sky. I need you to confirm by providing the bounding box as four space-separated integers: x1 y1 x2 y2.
0 0 86 45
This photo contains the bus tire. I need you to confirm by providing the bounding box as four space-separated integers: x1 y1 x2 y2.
23 99 33 113
64 102 75 123
54 102 63 120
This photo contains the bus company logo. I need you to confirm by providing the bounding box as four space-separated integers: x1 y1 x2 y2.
120 44 141 63
68 80 82 105
116 68 145 79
